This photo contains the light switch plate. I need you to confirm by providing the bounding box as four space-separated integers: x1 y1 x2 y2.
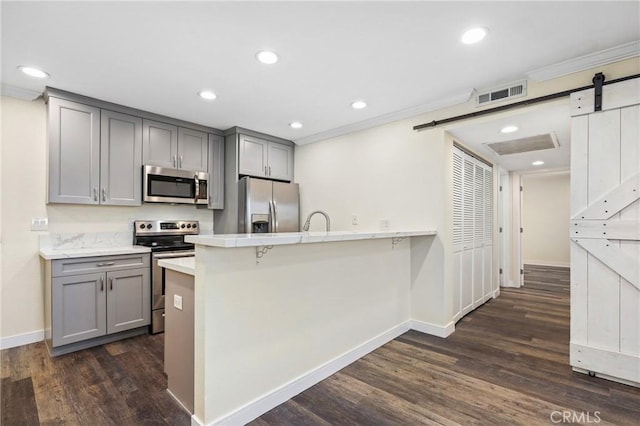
31 217 48 231
173 294 183 310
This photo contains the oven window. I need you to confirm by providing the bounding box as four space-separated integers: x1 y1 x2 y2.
148 174 194 198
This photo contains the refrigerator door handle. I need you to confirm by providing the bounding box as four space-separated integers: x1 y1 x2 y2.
269 200 275 233
273 200 278 232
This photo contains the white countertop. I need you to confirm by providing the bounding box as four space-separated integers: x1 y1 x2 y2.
39 245 151 260
186 229 436 248
158 257 195 276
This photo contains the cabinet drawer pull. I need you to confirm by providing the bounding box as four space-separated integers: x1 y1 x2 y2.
100 276 104 291
97 262 115 267
109 277 113 291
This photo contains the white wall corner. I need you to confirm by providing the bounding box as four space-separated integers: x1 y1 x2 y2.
410 319 455 338
0 329 44 350
526 41 640 82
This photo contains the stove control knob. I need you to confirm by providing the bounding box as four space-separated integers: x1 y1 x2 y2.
139 224 145 229
192 223 197 229
146 224 152 229
181 224 186 228
186 224 191 228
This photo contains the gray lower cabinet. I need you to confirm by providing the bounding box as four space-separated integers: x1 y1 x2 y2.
48 97 142 206
46 253 150 356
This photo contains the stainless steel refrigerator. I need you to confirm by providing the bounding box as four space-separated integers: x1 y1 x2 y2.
238 177 300 233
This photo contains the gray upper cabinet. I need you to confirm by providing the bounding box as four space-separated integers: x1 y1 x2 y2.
48 97 142 206
238 134 293 181
48 98 101 204
101 110 142 206
142 119 178 169
143 121 208 172
267 142 294 181
178 128 209 172
208 134 225 209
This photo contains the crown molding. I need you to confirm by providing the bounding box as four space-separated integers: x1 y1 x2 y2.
294 89 473 145
0 84 43 101
526 40 640 82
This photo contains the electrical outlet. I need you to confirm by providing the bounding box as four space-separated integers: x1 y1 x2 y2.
31 217 48 231
379 219 390 230
173 294 183 310
351 215 359 226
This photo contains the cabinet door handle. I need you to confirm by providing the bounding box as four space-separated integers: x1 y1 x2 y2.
268 166 271 176
179 155 183 169
100 276 104 291
93 188 98 201
97 262 115 267
173 155 177 168
264 165 268 175
109 277 113 291
102 188 106 202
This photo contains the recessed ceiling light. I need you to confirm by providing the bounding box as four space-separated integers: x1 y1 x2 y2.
351 100 367 109
501 125 519 134
289 122 303 129
532 160 545 166
461 27 489 45
256 51 279 65
198 90 217 100
18 65 49 79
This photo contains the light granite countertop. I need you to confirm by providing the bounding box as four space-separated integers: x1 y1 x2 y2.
158 257 195 276
39 232 151 260
186 229 436 248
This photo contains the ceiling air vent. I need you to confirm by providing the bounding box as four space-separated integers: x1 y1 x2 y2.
485 133 559 156
476 80 527 106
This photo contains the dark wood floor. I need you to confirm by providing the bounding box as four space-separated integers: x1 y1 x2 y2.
2 265 639 425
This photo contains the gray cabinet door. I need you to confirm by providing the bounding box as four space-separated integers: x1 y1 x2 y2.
238 135 268 177
208 134 225 209
52 273 106 346
267 142 294 182
178 128 208 172
106 268 150 334
100 110 143 206
143 119 178 169
48 98 101 204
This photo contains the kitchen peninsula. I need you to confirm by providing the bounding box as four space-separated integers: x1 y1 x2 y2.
175 229 438 425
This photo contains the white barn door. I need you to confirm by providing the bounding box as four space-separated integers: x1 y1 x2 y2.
570 77 640 386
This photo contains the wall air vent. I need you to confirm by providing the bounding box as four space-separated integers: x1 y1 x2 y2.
485 133 559 156
476 80 527 106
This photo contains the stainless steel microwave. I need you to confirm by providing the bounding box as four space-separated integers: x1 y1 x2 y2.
143 165 209 205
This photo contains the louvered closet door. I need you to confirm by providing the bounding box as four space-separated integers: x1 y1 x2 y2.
461 155 475 315
452 149 464 319
473 162 485 306
483 166 494 301
570 78 640 385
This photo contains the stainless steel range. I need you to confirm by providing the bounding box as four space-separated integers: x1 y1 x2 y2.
133 220 199 334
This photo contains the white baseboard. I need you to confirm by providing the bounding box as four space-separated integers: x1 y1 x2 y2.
492 288 500 298
523 260 570 268
205 321 412 426
410 319 455 338
0 329 44 350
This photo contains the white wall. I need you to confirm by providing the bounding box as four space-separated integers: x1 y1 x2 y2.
522 171 571 267
0 96 214 345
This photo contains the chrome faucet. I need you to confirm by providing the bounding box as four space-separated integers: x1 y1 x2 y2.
302 210 331 232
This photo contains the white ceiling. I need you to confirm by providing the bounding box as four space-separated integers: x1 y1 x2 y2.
2 1 639 153
448 101 572 172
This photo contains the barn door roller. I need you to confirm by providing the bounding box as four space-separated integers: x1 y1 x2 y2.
593 72 605 112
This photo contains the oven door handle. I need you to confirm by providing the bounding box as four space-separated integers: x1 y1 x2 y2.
152 251 195 259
